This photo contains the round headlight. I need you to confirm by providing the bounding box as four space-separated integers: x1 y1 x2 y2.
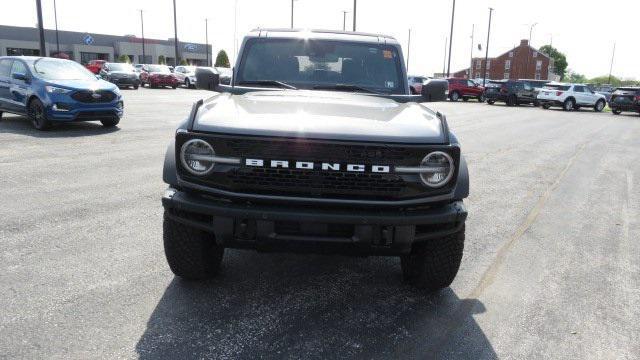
180 139 216 176
419 151 454 188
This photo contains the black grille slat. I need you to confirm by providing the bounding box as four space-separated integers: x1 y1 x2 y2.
71 90 116 103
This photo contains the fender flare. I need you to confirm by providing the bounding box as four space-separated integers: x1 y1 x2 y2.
162 139 178 186
453 155 470 200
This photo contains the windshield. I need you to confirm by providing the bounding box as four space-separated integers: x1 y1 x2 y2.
31 59 97 81
147 65 171 74
105 63 134 72
236 38 405 94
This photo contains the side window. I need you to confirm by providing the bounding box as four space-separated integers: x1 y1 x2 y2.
0 59 12 77
10 60 27 76
573 86 584 93
467 80 475 87
524 83 533 91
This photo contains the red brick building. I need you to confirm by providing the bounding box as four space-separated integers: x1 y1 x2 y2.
453 39 556 81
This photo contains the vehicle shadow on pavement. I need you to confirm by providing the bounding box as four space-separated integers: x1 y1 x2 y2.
135 251 497 359
0 115 120 138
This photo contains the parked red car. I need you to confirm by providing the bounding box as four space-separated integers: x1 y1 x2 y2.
146 65 178 89
446 78 485 102
85 60 106 74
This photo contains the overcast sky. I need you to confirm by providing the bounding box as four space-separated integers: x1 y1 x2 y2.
1 0 637 79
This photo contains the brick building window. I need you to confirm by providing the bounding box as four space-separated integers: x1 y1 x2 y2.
536 60 542 71
533 51 538 58
504 72 510 79
486 60 491 69
535 73 541 80
476 60 481 69
505 60 511 70
509 51 514 57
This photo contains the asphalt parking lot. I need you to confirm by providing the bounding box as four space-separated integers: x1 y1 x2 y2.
1 88 639 359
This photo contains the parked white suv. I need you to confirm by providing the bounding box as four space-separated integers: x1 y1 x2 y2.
537 83 607 112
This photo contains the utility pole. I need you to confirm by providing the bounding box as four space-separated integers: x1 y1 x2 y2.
352 0 357 32
205 19 209 67
608 42 616 84
482 7 494 87
172 0 179 66
342 11 348 31
290 0 294 28
406 28 411 72
35 0 46 57
53 0 60 55
446 0 456 77
469 24 474 79
140 10 146 64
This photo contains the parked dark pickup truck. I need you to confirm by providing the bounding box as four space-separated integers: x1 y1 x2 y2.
161 29 469 291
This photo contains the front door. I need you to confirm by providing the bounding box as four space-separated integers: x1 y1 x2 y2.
7 60 31 114
0 59 13 111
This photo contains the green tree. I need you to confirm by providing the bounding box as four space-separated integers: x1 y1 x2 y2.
179 59 188 66
540 45 568 80
215 50 230 68
158 55 166 65
117 54 130 63
565 70 588 84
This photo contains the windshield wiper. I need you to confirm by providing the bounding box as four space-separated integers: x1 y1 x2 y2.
312 84 381 95
238 80 297 90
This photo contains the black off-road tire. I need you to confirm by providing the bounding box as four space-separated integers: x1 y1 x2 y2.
163 213 224 280
401 225 465 291
100 119 120 127
28 98 51 130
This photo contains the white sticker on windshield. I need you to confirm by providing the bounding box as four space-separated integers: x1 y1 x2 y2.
369 48 378 54
386 81 395 88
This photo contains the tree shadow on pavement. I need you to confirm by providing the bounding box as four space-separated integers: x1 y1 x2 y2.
0 114 120 138
135 250 496 359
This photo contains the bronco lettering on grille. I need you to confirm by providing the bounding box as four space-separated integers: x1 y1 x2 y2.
245 159 390 173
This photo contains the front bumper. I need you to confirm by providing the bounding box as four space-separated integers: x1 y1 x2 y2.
108 77 140 87
162 188 467 255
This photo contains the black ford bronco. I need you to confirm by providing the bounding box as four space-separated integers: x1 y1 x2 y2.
161 29 469 291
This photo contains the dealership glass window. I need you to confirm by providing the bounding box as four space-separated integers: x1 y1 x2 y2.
6 48 40 56
505 60 511 70
80 52 109 64
138 55 152 64
166 57 176 66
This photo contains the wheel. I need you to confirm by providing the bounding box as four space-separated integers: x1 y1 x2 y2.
542 104 551 109
28 98 51 130
563 98 575 111
487 100 495 105
0 111 3 120
612 109 622 115
401 225 465 291
185 78 191 89
462 97 469 102
172 85 178 89
594 99 605 112
507 95 518 106
163 212 224 279
478 94 486 102
100 119 120 127
450 91 460 102
133 84 139 90
533 100 539 107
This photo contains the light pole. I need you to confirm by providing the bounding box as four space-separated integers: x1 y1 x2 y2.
35 0 46 57
205 18 209 67
290 0 295 28
53 0 60 55
526 22 537 78
352 0 357 32
446 0 456 77
482 7 494 87
139 9 146 64
442 37 447 78
469 24 474 79
172 0 179 66
342 11 349 31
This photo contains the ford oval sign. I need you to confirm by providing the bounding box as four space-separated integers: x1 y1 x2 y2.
184 43 197 52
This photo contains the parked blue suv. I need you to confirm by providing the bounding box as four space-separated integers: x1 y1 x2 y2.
0 56 123 130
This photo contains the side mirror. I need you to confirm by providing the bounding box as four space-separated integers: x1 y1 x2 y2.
421 79 448 102
12 73 28 82
195 67 220 91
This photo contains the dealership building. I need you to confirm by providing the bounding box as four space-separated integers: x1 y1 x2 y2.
0 25 211 66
